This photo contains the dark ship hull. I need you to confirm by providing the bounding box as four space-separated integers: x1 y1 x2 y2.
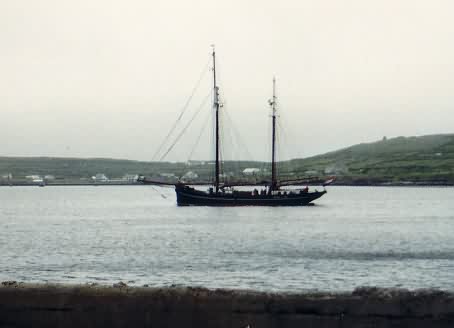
175 185 326 206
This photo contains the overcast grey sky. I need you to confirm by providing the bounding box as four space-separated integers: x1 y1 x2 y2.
1 0 453 162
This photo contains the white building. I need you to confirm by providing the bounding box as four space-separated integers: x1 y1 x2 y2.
159 173 177 178
25 175 41 180
122 174 139 182
324 164 348 175
182 171 199 180
92 173 109 182
243 168 261 175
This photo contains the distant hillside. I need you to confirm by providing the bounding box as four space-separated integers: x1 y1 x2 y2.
0 156 262 182
0 157 183 180
283 134 454 185
1 134 454 185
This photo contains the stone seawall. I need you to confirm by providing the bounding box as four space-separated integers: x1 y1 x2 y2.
1 283 453 328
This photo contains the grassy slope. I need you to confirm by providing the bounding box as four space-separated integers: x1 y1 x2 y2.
1 134 454 184
285 134 454 184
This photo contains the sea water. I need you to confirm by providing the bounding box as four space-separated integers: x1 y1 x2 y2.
0 186 453 292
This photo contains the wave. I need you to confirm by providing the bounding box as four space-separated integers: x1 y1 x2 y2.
232 249 454 261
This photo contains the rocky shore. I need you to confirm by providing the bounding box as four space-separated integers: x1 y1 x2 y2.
1 282 453 327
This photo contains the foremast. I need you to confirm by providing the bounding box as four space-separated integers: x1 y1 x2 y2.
270 77 278 191
212 46 221 193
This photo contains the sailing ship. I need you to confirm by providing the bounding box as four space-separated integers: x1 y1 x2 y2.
144 48 328 206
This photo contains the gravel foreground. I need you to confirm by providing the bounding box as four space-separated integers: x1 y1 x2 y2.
1 281 454 328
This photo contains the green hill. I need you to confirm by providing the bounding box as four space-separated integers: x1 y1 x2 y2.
1 134 454 185
283 134 454 185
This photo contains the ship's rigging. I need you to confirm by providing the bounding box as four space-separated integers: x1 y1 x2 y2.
151 48 257 184
142 47 333 204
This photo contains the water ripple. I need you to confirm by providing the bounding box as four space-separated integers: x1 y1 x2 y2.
1 186 454 292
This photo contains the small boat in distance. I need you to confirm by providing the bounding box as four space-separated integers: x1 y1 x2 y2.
143 48 328 206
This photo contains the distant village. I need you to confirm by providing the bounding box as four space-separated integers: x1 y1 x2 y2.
0 172 141 186
0 170 261 186
2 135 452 187
1 158 335 186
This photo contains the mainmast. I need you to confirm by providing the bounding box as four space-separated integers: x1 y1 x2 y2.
270 77 277 191
212 46 220 193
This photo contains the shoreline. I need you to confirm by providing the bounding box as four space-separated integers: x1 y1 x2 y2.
1 182 454 187
1 282 453 327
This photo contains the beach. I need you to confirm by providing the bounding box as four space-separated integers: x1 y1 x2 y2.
1 282 453 327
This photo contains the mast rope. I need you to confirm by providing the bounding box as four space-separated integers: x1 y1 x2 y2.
187 111 211 160
222 109 254 161
152 58 211 160
159 91 212 161
277 113 298 179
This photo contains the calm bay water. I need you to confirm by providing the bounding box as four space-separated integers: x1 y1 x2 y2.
0 186 453 292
